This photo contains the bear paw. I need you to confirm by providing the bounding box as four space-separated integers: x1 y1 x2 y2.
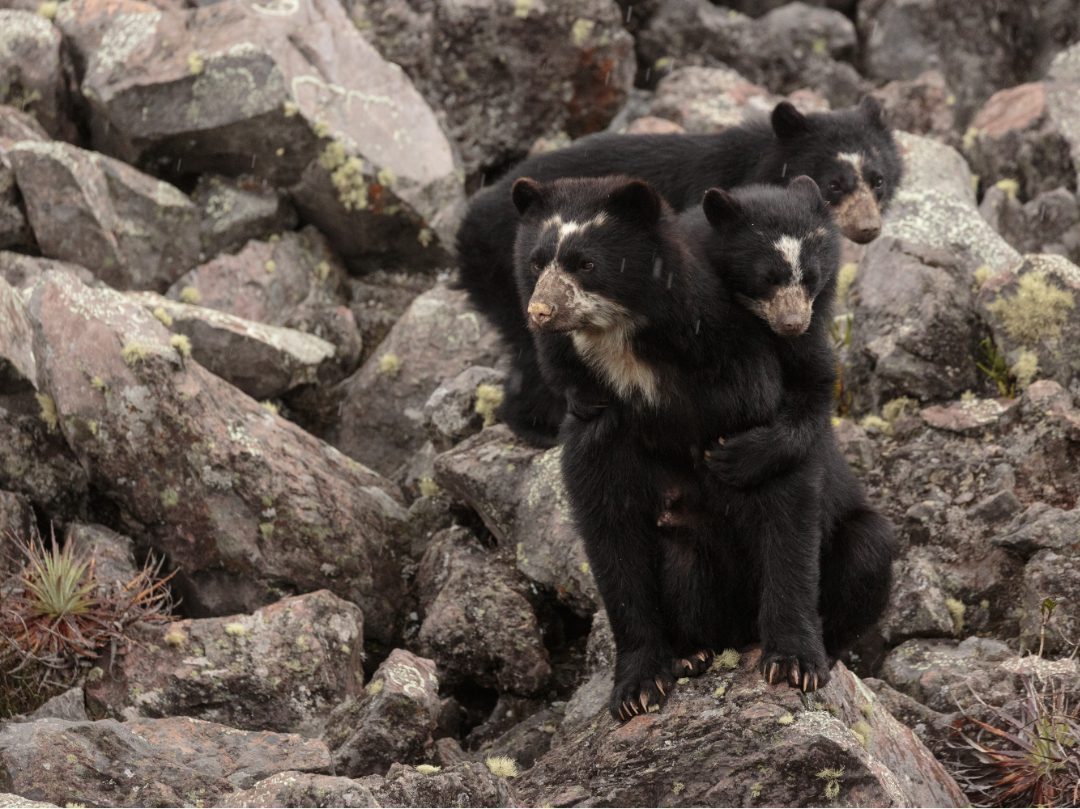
672 649 713 677
609 667 676 722
760 650 830 693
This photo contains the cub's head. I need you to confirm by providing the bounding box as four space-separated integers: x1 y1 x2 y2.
511 175 674 336
769 96 901 244
702 176 840 337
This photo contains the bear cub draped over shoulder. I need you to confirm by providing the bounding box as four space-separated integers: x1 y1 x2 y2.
514 174 896 721
457 98 902 448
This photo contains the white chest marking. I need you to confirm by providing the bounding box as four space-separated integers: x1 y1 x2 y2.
571 315 659 407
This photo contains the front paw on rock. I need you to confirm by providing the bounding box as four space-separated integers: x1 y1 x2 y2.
760 651 830 693
609 670 675 722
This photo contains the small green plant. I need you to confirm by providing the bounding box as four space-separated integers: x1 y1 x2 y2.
951 676 1080 807
976 337 1017 398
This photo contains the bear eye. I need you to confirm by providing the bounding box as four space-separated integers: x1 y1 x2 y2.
531 261 544 275
872 176 885 189
580 260 595 273
828 180 842 194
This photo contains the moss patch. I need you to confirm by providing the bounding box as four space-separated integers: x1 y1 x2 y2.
474 383 503 427
35 393 58 433
987 272 1075 345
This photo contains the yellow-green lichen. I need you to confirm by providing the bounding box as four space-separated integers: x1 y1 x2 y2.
90 376 107 392
36 393 58 433
817 767 844 800
750 782 763 799
170 334 192 359
836 262 857 305
945 597 966 635
315 261 331 283
570 18 595 46
417 227 433 248
881 397 917 424
275 147 284 157
859 414 891 435
264 259 277 274
378 352 402 377
313 119 332 138
160 488 180 508
485 756 519 779
962 126 979 151
365 678 384 696
987 272 1074 344
973 265 994 288
163 628 187 647
415 764 441 775
713 648 740 670
994 178 1020 199
187 51 205 75
851 720 872 749
376 167 396 187
860 702 874 719
713 684 727 698
283 101 299 118
179 286 202 305
122 342 151 366
672 782 685 795
224 622 248 637
777 712 794 725
418 477 441 498
811 37 828 55
259 522 275 540
1011 349 1040 391
513 0 531 17
36 1 58 19
474 383 504 427
261 400 280 415
153 306 174 327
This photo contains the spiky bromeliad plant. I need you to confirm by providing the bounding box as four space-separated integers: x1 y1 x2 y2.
950 675 1080 808
0 525 174 716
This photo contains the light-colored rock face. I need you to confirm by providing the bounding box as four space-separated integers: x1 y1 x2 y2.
516 648 967 808
85 590 365 735
0 716 331 807
0 11 75 141
26 271 407 641
55 0 463 268
7 140 200 291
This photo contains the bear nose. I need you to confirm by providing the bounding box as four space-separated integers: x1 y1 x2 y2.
528 301 556 327
850 224 881 243
778 314 806 336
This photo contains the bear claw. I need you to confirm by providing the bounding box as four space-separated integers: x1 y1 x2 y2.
760 652 829 693
672 649 714 677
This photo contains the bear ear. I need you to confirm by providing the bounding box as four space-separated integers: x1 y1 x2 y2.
858 95 886 130
771 101 811 140
702 188 742 228
789 175 825 207
512 177 545 216
605 179 662 226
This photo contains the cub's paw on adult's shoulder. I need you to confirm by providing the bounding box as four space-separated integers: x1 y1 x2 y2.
609 659 676 721
759 649 831 693
704 431 774 489
672 649 713 677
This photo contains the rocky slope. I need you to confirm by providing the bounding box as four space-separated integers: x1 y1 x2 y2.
1 0 1079 807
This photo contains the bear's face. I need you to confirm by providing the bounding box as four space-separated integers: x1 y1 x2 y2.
703 177 840 337
769 97 901 245
512 176 670 336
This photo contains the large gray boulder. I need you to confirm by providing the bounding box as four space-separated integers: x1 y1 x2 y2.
55 0 462 268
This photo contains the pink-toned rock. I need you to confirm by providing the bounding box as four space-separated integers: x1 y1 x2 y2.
623 115 685 135
0 11 76 140
920 397 1020 435
0 716 330 807
415 526 551 695
55 0 462 268
7 140 199 291
86 590 365 734
333 282 500 476
648 65 780 134
0 105 48 251
967 80 1080 199
325 648 441 777
26 271 407 640
870 70 957 143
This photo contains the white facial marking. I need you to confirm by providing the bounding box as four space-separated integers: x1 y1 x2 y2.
836 152 864 173
774 235 804 284
545 212 610 256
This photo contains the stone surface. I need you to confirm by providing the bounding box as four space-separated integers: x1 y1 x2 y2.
422 365 505 450
0 716 330 807
7 140 200 291
1019 550 1080 656
167 228 361 374
977 253 1080 392
325 649 440 777
646 65 780 135
192 174 298 257
847 238 981 410
130 291 341 399
879 546 957 644
966 81 1080 201
414 525 551 695
0 489 33 578
333 282 500 477
85 590 365 734
55 0 462 268
881 636 1080 713
434 426 597 615
0 11 75 140
993 502 1080 557
920 397 1019 435
222 762 515 808
0 273 35 392
64 522 139 589
0 253 98 291
517 648 967 807
638 0 864 106
880 132 1020 275
869 70 957 144
979 185 1080 266
857 0 1077 122
350 0 636 179
0 105 47 251
26 272 406 641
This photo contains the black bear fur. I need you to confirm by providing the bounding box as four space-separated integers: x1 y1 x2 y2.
457 97 902 446
514 175 896 720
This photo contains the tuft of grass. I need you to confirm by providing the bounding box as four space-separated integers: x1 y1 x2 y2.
977 337 1017 399
122 342 151 367
485 756 519 779
950 676 1080 807
169 334 192 360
